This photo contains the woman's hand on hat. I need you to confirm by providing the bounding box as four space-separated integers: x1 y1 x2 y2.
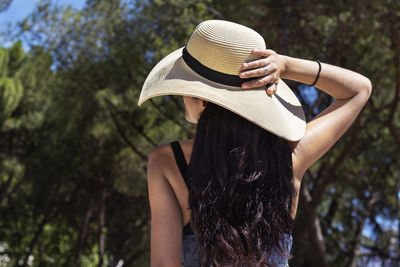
238 49 285 95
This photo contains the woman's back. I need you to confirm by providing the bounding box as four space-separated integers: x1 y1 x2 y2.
169 140 294 266
166 138 301 227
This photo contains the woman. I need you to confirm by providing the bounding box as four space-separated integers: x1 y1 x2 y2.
139 20 371 266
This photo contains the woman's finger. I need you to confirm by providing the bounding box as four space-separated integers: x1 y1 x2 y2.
266 83 277 95
239 62 277 79
240 57 271 71
252 49 277 58
241 75 276 89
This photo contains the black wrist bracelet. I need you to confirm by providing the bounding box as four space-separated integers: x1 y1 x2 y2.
309 60 321 87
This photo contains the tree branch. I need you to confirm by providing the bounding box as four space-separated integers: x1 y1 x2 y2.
346 192 379 267
300 180 328 266
21 207 59 267
73 199 95 267
107 107 148 164
97 183 107 267
104 97 158 147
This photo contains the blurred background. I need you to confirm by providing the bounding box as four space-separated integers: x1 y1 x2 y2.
0 0 399 266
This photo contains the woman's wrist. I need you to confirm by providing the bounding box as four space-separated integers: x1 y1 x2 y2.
278 55 320 86
278 54 288 79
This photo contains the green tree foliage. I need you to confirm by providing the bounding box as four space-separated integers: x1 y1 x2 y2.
0 0 399 266
0 42 24 123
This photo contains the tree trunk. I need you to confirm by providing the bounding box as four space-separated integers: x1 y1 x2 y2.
300 183 328 266
21 213 50 267
73 200 94 267
347 192 379 267
346 218 366 267
292 212 310 267
98 185 106 267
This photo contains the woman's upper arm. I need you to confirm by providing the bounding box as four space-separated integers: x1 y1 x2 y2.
292 89 371 179
147 147 182 267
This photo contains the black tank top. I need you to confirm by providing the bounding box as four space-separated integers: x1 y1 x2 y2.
170 141 194 235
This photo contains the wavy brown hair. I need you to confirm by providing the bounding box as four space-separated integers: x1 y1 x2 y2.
187 102 296 266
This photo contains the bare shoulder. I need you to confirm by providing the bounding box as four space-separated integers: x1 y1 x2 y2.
148 139 194 175
149 142 171 162
147 142 174 177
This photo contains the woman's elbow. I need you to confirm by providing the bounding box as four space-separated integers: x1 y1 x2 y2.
357 76 372 102
364 77 372 97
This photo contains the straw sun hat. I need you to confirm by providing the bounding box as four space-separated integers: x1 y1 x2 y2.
138 20 306 141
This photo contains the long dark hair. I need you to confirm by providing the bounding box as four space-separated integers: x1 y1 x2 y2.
187 102 296 266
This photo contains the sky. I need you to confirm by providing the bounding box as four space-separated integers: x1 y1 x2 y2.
0 0 85 49
0 0 85 25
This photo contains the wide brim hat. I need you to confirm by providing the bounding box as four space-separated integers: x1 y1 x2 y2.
138 20 306 141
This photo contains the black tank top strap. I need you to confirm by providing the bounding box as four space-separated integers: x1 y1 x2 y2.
170 141 190 188
170 141 195 236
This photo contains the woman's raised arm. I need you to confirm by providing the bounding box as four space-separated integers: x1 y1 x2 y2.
239 49 372 179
